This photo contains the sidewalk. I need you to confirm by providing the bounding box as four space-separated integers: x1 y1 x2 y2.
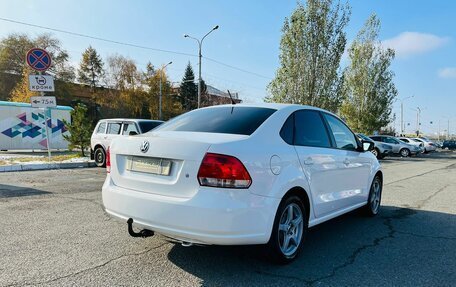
0 150 96 172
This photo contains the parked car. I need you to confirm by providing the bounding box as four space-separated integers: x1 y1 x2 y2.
91 119 164 167
357 133 392 159
442 140 456 150
369 135 420 157
412 138 437 153
102 104 382 263
398 137 424 153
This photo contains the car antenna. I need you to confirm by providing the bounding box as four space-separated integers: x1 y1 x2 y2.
227 90 236 105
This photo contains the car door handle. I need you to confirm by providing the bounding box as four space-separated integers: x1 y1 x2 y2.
304 158 314 165
343 159 350 165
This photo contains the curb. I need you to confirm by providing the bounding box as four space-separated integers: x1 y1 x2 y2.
0 161 97 172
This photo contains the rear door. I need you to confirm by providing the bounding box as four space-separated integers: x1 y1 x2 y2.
292 110 344 217
383 137 401 153
104 121 123 148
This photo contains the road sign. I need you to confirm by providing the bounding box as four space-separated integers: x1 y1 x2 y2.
26 48 52 71
29 75 55 92
31 96 57 108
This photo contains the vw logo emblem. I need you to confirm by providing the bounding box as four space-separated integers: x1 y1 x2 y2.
140 140 150 153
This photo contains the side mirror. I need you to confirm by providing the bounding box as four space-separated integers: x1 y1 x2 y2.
362 140 374 152
129 131 138 136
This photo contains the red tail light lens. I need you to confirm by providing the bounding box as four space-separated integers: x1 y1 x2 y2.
197 153 252 189
106 147 111 173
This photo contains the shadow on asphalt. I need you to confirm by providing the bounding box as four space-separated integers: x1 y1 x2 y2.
0 184 51 198
166 206 455 285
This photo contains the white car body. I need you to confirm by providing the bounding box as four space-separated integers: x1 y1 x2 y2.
102 104 381 248
91 118 163 166
412 138 437 152
398 137 424 153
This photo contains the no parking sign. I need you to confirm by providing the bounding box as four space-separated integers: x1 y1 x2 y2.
26 48 52 71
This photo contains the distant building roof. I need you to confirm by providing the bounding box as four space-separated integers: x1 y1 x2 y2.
206 85 239 99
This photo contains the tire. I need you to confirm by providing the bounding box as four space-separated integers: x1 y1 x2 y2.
94 147 106 167
265 195 308 264
362 175 382 216
400 148 410 157
371 148 380 158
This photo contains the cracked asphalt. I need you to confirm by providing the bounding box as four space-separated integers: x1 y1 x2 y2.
0 151 455 286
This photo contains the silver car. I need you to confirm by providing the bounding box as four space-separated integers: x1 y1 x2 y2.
369 135 420 157
357 133 392 159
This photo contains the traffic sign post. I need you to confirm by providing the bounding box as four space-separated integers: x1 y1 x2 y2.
27 48 53 163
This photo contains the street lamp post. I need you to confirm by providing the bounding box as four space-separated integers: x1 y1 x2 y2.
398 96 414 135
159 61 172 120
416 107 421 136
184 25 219 109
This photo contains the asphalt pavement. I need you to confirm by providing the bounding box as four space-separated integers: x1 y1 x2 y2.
0 151 455 286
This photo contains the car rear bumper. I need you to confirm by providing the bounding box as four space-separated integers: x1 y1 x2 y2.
102 175 280 245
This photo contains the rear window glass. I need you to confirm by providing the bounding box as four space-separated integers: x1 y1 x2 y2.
96 122 106 134
138 121 163 133
153 107 276 135
107 123 121 135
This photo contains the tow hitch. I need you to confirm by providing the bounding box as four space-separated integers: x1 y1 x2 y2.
127 218 154 238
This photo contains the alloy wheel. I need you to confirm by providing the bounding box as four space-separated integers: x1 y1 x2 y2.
370 177 382 214
278 203 304 257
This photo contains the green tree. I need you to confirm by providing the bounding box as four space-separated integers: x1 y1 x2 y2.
106 54 147 118
179 62 197 111
78 46 104 91
144 62 180 120
9 67 39 103
267 0 350 112
63 103 93 156
340 14 397 134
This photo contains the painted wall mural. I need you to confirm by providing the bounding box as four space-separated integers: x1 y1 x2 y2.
0 103 72 150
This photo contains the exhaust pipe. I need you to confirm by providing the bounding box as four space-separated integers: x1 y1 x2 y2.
127 218 154 238
181 241 193 247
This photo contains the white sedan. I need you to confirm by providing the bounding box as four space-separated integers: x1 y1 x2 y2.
102 104 383 263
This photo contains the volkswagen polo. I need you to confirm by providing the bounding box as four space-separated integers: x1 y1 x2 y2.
102 104 382 263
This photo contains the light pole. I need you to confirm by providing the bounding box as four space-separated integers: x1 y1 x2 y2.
159 61 172 120
416 107 421 136
398 96 414 135
184 25 219 109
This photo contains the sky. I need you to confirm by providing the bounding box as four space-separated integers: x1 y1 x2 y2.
0 0 455 135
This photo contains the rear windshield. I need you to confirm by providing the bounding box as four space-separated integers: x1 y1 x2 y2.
138 121 163 133
153 106 276 135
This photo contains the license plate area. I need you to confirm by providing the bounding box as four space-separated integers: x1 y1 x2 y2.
126 156 172 176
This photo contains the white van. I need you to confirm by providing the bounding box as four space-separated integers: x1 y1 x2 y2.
90 119 163 167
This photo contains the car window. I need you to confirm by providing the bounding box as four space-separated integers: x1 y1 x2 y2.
384 137 399 144
280 114 294 145
107 123 122 135
370 136 380 142
154 107 276 136
294 110 331 148
138 121 163 133
400 138 409 143
122 123 139 135
323 114 357 150
96 122 106 134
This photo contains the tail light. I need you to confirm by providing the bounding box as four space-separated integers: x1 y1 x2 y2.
197 153 252 189
106 147 111 173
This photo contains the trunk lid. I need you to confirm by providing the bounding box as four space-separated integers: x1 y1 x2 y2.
109 131 248 198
